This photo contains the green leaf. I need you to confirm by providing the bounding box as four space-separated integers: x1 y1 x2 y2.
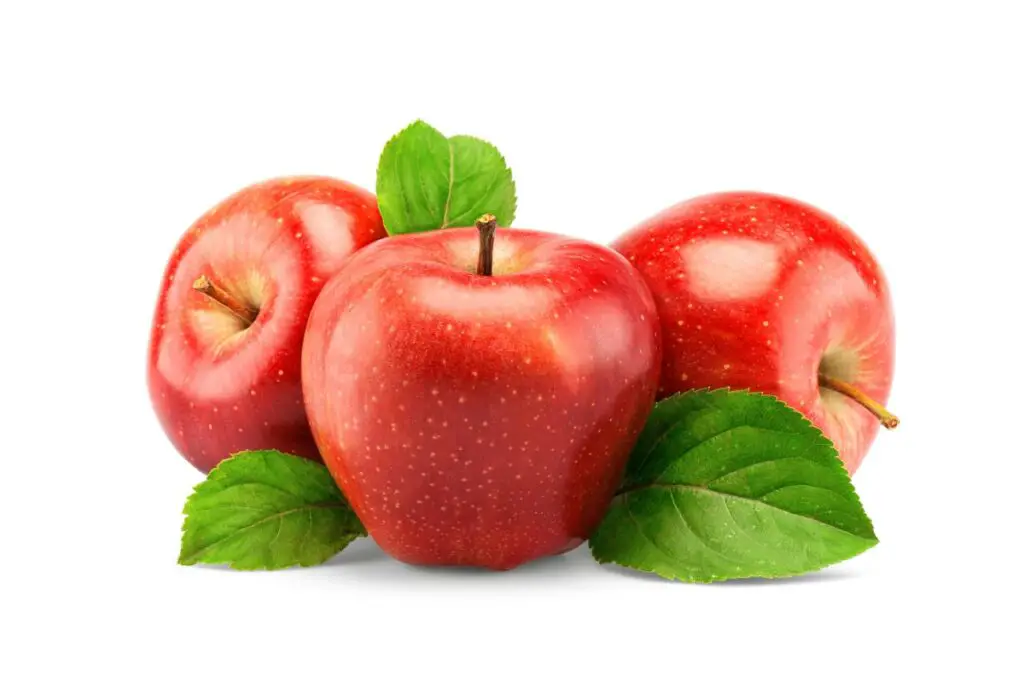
589 389 878 582
376 120 516 235
179 450 365 570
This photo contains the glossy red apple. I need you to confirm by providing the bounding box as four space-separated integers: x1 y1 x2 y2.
302 217 661 569
612 192 896 473
148 176 386 472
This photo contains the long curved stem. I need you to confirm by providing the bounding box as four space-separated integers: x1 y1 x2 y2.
819 374 899 429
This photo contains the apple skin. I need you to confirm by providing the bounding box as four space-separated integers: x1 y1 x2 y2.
148 177 386 473
612 191 894 473
302 228 661 569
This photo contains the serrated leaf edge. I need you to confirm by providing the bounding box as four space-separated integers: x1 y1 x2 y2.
375 120 517 234
590 388 879 583
634 387 873 524
445 133 517 227
178 501 364 568
589 489 878 584
375 119 441 235
178 450 366 571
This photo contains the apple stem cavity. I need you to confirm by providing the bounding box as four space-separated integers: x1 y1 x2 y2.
818 374 900 429
475 214 498 277
192 274 258 327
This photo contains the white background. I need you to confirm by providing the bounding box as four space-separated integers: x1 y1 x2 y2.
2 1 1021 681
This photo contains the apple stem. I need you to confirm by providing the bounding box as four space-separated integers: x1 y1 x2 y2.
475 214 498 276
818 374 899 429
192 274 258 326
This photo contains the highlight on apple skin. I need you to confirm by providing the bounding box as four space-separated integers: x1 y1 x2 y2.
301 219 662 570
612 191 896 473
148 176 387 472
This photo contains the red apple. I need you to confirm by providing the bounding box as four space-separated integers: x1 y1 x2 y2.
612 192 896 473
302 217 661 569
148 176 386 472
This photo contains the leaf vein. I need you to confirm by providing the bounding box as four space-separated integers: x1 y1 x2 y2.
668 489 739 566
181 502 352 565
623 494 694 571
440 138 454 228
614 484 874 541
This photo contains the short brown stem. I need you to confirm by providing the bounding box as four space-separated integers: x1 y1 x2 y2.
819 374 899 429
192 274 258 326
475 214 498 276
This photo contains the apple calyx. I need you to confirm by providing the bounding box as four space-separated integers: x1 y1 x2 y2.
192 274 258 327
818 374 899 429
475 214 498 276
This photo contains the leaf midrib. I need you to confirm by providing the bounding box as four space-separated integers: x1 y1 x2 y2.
180 500 360 564
440 137 454 228
611 483 877 542
625 423 838 492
